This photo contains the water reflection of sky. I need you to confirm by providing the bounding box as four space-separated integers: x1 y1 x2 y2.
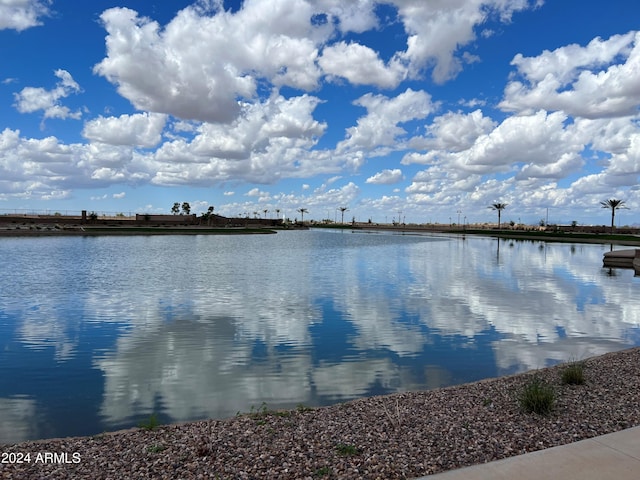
0 231 638 443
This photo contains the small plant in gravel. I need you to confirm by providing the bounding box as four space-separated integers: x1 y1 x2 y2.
335 443 360 456
561 361 585 385
296 403 313 413
138 413 160 430
147 444 165 453
313 466 331 477
249 401 269 418
519 377 555 415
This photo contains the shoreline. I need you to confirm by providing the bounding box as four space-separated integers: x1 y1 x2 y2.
1 219 639 245
0 225 279 236
2 347 639 479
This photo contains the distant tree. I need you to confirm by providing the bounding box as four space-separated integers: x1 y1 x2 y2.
171 202 180 215
202 206 215 225
181 202 191 215
263 209 268 219
339 206 348 224
275 208 281 219
600 199 628 232
489 203 508 229
297 208 308 224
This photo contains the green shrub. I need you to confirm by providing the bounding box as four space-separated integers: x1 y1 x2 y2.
519 377 555 415
561 361 585 385
335 443 360 456
138 413 160 430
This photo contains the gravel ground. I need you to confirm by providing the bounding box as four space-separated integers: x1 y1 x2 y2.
2 347 639 479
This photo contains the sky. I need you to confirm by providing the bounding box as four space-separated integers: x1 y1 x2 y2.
1 0 639 226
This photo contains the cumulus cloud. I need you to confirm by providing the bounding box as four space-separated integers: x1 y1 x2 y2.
82 112 167 148
319 41 406 88
0 0 50 31
147 93 329 185
91 0 539 125
0 126 156 199
500 31 640 118
392 0 540 83
93 2 327 123
314 0 379 34
366 169 404 185
13 69 82 122
409 109 497 153
451 110 582 176
338 88 434 152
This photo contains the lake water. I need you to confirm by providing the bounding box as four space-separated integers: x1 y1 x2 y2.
0 229 638 444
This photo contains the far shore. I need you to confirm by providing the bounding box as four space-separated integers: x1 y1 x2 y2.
0 224 279 236
2 217 640 245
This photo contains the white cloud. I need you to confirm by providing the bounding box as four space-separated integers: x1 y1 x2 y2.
310 181 360 206
392 0 539 83
82 112 167 148
90 0 538 125
500 31 640 118
13 69 82 122
0 0 50 31
147 93 329 185
319 41 405 88
314 0 379 34
246 188 262 197
451 110 581 176
338 88 434 152
366 168 404 185
93 1 328 123
410 109 497 153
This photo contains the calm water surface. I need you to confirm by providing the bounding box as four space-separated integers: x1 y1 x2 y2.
0 229 638 443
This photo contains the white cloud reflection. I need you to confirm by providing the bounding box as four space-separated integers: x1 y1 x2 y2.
2 232 638 436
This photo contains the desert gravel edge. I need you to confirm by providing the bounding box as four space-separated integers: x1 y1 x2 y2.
2 347 639 479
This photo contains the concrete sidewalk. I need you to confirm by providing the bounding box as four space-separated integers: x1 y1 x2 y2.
415 426 640 479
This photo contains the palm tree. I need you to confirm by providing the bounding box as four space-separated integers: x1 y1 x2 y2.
263 209 268 219
339 207 348 224
600 199 627 232
489 203 508 229
205 205 214 226
297 208 308 225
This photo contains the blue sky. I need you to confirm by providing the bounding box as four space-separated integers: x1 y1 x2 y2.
1 0 639 226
